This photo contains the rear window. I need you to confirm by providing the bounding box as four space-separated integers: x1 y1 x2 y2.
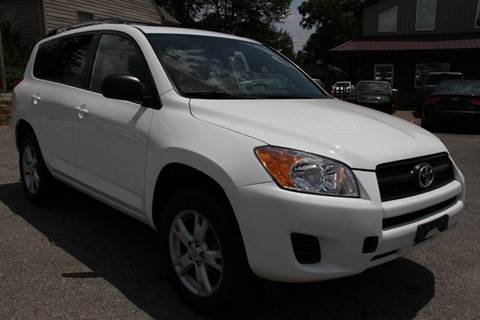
50 34 95 87
434 80 480 95
425 74 463 86
33 40 58 79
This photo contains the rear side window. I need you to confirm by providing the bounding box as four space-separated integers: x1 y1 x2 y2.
89 34 148 91
33 40 58 79
50 34 95 87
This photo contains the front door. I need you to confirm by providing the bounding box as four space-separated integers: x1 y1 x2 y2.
73 33 156 214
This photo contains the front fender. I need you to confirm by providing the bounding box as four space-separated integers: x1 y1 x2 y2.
143 99 272 227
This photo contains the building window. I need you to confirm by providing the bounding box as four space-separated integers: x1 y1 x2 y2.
374 64 394 85
78 11 94 22
476 0 480 28
378 7 398 32
415 0 437 31
414 63 450 88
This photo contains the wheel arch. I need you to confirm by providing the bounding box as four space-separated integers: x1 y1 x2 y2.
15 119 36 151
151 162 237 231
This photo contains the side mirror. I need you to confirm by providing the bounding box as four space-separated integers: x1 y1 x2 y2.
392 88 399 95
101 74 144 103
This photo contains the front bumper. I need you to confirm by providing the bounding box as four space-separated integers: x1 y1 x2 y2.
227 166 465 283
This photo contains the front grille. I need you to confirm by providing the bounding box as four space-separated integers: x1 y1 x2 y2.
376 153 454 202
382 197 456 229
358 96 380 103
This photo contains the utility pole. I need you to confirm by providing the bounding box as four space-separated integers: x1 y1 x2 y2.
0 25 7 93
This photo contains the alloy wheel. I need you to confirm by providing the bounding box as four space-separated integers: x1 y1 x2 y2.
22 145 40 194
169 210 224 297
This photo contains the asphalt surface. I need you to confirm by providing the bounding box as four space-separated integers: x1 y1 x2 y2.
0 113 479 319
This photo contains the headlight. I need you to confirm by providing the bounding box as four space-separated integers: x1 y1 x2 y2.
380 96 391 103
255 146 359 197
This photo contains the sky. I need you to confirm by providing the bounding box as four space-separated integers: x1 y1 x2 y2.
277 0 315 52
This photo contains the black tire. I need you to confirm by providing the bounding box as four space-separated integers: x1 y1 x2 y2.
160 187 254 313
19 132 56 203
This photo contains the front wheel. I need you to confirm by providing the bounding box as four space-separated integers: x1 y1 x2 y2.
161 187 254 312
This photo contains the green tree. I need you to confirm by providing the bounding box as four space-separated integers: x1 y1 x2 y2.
157 0 296 58
298 0 360 63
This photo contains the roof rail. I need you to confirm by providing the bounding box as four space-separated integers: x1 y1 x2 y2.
45 18 163 37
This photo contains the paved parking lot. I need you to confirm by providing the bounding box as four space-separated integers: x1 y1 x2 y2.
0 115 479 319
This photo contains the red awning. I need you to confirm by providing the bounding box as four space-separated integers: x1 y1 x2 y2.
331 38 480 52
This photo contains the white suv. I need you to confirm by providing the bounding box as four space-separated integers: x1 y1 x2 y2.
10 21 465 310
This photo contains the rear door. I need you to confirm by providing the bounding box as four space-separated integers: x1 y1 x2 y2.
31 34 96 177
72 32 157 214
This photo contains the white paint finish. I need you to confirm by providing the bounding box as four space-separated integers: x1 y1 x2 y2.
73 89 153 213
17 77 80 177
190 98 447 170
143 90 272 225
227 177 464 282
10 23 466 284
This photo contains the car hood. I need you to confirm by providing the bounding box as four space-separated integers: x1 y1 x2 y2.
189 98 447 170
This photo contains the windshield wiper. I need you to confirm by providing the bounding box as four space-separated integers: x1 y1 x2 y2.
186 91 323 100
186 91 253 99
256 94 320 99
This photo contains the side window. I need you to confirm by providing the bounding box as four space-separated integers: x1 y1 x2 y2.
33 40 58 79
89 34 148 92
50 34 95 87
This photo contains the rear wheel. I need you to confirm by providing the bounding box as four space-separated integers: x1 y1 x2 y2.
161 187 254 312
19 133 56 203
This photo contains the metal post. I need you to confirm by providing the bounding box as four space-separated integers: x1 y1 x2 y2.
0 25 7 93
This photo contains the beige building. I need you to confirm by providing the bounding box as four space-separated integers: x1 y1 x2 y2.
0 0 178 47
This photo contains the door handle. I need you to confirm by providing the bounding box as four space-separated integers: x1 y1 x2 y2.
75 104 89 119
31 94 42 104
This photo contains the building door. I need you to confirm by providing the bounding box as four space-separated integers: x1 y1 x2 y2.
374 64 394 85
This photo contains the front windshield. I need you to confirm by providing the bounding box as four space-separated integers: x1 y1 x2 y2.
355 82 391 94
147 34 327 99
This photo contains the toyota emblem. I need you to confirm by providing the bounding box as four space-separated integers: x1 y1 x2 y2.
413 163 434 188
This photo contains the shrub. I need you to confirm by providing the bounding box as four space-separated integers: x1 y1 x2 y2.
1 20 29 91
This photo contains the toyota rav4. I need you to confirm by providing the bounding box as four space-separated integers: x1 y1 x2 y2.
10 20 465 310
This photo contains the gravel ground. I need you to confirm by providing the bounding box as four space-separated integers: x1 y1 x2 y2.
0 114 479 319
0 94 11 126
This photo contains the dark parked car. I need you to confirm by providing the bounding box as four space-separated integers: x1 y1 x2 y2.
347 81 395 114
415 72 464 117
422 80 480 129
422 72 464 95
